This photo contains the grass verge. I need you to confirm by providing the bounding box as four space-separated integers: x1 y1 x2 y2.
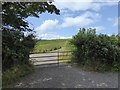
2 64 35 87
70 62 120 73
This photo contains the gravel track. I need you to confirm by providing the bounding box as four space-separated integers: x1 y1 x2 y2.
11 65 118 88
9 53 118 88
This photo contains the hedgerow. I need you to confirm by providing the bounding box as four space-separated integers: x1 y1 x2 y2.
71 28 120 72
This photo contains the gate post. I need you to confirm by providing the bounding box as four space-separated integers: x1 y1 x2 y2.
58 50 59 66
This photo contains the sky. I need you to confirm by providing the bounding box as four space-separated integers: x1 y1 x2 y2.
26 0 119 40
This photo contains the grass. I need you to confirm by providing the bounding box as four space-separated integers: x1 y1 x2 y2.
59 52 72 63
2 64 35 87
33 39 74 64
33 39 70 53
58 39 74 63
32 38 119 72
2 39 73 87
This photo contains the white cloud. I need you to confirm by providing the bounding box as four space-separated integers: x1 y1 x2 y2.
35 12 101 35
107 18 113 21
36 33 72 40
35 19 59 33
114 18 118 26
88 26 105 32
60 11 100 28
63 13 74 17
108 17 119 26
54 0 98 11
114 17 120 26
54 0 118 12
54 0 119 2
94 0 118 3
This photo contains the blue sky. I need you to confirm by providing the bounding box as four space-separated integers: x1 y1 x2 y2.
26 0 119 40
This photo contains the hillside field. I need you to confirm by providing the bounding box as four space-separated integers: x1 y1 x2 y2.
32 39 73 53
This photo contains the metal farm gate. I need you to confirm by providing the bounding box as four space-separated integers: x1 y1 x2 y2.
29 51 72 67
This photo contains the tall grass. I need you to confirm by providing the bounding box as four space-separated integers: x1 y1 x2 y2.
2 64 35 87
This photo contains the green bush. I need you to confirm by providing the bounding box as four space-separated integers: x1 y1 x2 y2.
2 29 36 71
54 47 57 50
71 28 120 72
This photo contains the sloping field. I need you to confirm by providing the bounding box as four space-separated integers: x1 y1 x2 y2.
33 39 71 53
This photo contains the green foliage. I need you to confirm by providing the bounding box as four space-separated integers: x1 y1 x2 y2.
2 2 60 32
2 2 60 71
2 29 36 71
71 28 120 72
2 2 60 87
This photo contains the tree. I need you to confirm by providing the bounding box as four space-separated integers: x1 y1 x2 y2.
2 2 60 31
2 2 60 71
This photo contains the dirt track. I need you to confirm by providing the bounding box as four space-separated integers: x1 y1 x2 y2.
9 52 118 88
11 65 118 88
